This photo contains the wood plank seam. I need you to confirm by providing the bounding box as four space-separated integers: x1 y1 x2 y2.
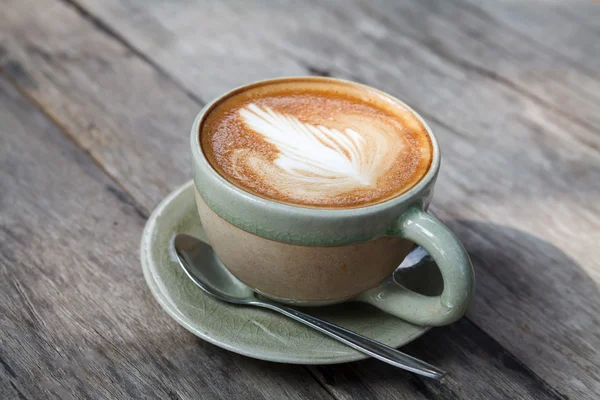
304 368 339 400
8 381 28 400
452 0 600 78
357 2 600 152
59 0 206 106
0 68 151 221
464 320 567 400
63 0 600 155
255 4 600 155
63 0 600 157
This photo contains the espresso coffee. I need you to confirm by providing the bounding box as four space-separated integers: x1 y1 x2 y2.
200 78 433 208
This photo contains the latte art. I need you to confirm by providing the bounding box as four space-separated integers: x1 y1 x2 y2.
238 104 399 195
201 79 433 208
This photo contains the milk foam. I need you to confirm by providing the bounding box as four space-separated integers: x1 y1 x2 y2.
201 79 432 208
237 103 401 199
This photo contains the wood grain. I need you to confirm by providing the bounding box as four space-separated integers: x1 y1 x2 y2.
0 76 331 399
0 72 562 400
45 0 600 397
1 0 599 398
461 0 600 71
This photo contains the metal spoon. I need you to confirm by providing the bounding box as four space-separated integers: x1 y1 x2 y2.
173 234 446 380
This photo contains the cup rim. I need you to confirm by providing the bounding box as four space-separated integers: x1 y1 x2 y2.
191 76 440 218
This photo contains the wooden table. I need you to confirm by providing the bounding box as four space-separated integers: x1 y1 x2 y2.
1 0 599 398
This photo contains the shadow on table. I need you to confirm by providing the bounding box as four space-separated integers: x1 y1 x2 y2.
179 219 595 397
310 219 597 395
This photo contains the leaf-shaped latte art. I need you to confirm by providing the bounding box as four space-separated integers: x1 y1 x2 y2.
239 104 387 188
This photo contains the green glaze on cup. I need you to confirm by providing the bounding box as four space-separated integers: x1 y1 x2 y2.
190 77 475 327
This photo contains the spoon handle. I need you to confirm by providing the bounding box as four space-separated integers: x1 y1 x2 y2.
256 301 445 380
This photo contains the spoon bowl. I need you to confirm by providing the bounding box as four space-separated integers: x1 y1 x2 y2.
175 234 255 303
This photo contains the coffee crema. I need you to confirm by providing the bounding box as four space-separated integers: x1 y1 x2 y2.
200 78 433 208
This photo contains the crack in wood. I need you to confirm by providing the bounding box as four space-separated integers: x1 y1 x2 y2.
105 184 149 220
58 0 206 106
11 278 47 330
463 321 569 400
0 355 17 379
9 381 30 400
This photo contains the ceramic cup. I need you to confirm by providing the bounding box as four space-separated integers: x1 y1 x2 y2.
190 77 474 326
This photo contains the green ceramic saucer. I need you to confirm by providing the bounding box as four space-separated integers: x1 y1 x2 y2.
140 181 440 364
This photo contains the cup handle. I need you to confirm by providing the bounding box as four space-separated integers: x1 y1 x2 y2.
356 206 475 326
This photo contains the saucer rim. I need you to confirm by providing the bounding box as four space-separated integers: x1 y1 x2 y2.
140 180 430 364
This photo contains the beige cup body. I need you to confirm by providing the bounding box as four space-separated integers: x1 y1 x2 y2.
196 189 413 302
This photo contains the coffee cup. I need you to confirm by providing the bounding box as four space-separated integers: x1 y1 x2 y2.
190 77 474 326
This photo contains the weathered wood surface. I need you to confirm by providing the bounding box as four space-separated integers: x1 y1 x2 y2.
0 76 563 400
73 0 600 149
0 76 334 399
1 0 599 398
